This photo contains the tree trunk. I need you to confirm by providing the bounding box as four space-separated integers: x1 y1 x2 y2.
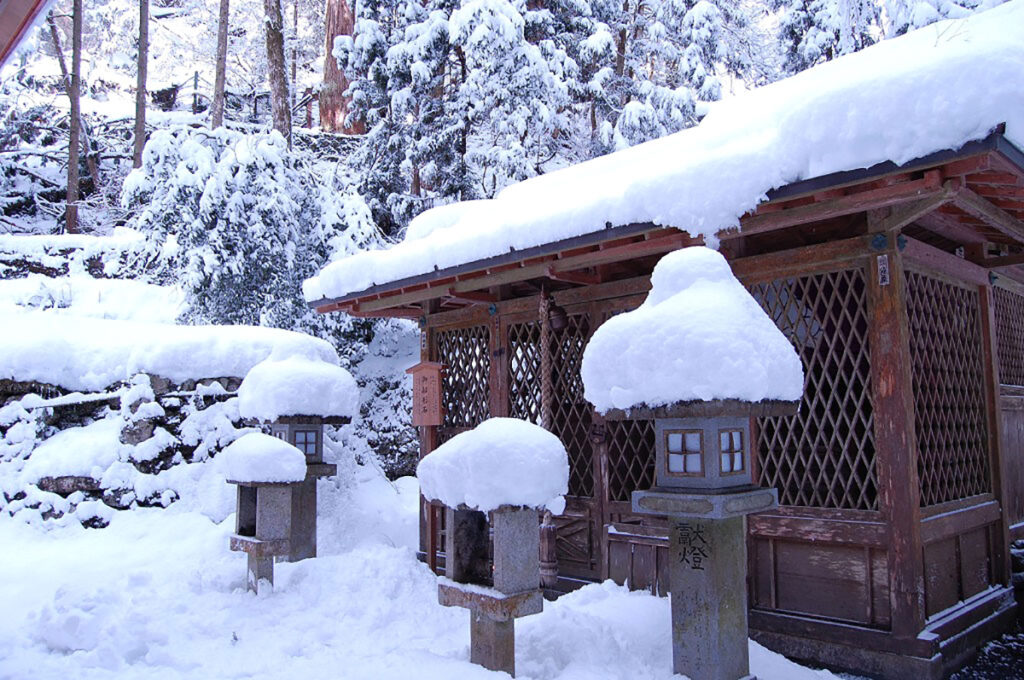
290 0 297 115
48 11 99 223
210 0 230 128
66 0 83 233
319 0 362 134
263 0 292 146
133 0 149 168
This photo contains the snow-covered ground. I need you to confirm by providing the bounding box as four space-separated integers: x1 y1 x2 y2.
0 465 841 680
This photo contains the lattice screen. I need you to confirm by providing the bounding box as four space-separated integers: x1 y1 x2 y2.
606 419 656 502
994 286 1024 387
507 315 594 498
436 325 490 429
750 268 879 510
906 270 990 507
552 314 594 498
508 321 542 424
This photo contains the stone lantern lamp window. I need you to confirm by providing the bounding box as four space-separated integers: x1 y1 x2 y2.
237 350 359 562
580 247 805 680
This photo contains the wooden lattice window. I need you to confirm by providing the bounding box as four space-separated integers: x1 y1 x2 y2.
508 321 542 424
994 286 1024 387
906 270 990 507
606 419 656 502
506 314 594 497
750 268 878 510
436 324 490 429
552 314 594 498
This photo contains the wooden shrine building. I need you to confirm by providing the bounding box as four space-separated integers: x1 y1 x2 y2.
310 129 1024 679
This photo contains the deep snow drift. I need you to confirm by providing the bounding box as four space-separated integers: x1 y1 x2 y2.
0 464 841 680
304 2 1024 303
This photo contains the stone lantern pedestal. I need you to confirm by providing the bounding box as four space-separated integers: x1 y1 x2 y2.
607 399 796 680
268 415 347 562
228 480 299 593
438 505 543 676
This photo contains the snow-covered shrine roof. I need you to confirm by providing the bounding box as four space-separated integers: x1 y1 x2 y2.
305 2 1024 313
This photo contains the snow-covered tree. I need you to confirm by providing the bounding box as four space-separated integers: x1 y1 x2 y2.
122 126 381 328
883 0 1004 34
774 0 879 74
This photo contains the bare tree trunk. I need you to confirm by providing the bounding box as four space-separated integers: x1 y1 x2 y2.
66 0 83 233
133 0 149 168
263 0 292 146
210 0 230 128
290 0 297 115
319 0 362 134
47 11 99 218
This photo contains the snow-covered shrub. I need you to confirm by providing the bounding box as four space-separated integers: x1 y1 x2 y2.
122 126 380 329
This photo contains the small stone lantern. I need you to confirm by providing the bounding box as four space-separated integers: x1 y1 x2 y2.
580 247 805 680
221 432 309 593
416 417 570 677
238 353 359 562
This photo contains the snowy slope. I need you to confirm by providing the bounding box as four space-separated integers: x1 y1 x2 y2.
305 1 1024 302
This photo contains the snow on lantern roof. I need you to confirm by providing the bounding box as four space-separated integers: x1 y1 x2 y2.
237 352 359 423
219 432 308 483
416 418 569 514
580 247 803 413
304 2 1024 305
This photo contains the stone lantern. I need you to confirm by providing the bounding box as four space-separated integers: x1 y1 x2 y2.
580 247 805 680
604 399 795 680
238 352 359 562
221 432 309 593
416 417 570 677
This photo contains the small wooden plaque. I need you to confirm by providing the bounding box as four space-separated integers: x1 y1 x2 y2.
406 362 445 427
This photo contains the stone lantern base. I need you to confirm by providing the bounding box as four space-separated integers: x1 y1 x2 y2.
633 487 777 680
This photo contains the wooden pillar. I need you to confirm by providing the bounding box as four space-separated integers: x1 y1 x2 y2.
979 283 1012 586
867 235 926 642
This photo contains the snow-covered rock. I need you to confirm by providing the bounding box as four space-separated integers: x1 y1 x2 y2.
305 2 1024 302
218 432 307 484
237 354 359 423
417 417 568 513
581 247 803 412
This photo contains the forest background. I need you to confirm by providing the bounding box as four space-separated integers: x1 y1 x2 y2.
0 0 1005 475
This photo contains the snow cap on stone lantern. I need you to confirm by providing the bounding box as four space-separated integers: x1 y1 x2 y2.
238 349 359 463
581 246 803 492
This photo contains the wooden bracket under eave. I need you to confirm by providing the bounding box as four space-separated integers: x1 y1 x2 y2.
545 266 602 285
445 288 497 304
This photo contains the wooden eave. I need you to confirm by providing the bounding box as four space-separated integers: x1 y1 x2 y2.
310 131 1024 318
0 0 50 69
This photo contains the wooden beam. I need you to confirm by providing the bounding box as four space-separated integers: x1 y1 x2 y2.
356 231 693 313
868 181 959 233
545 266 601 285
739 172 943 236
953 186 1024 244
866 232 927 641
982 253 1024 269
445 288 496 304
346 307 421 319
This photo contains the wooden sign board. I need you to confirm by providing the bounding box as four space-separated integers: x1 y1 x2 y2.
406 362 444 427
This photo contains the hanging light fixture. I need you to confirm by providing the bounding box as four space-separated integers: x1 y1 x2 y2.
547 299 568 333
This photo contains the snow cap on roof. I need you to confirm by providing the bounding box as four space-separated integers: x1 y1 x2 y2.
304 2 1024 304
581 247 803 412
417 417 569 513
237 348 359 423
219 432 307 483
